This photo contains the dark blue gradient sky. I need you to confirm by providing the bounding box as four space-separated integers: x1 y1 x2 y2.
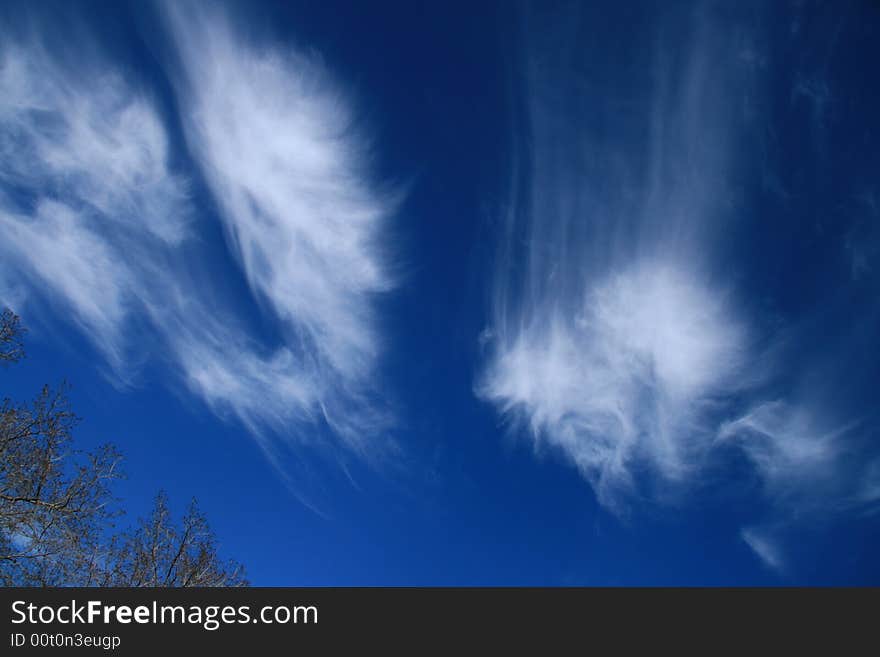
1 0 878 584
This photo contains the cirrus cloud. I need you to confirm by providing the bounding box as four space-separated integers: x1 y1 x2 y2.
478 2 880 571
0 4 400 482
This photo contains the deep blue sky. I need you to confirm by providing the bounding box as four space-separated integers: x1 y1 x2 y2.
1 0 879 585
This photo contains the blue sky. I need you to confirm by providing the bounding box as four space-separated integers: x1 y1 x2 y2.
1 0 879 585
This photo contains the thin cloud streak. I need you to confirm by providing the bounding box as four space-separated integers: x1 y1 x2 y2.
740 527 785 573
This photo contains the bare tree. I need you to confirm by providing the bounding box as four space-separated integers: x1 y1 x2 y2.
107 493 247 587
0 382 121 586
0 309 25 364
0 309 246 586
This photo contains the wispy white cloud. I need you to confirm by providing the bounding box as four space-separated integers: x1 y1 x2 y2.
0 7 398 474
740 527 786 573
161 3 397 445
719 398 876 572
717 401 854 503
479 6 757 512
0 200 131 366
0 38 188 370
0 41 189 246
479 3 878 565
480 260 748 510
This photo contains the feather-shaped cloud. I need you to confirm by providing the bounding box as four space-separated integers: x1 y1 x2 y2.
0 5 398 474
478 3 879 569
